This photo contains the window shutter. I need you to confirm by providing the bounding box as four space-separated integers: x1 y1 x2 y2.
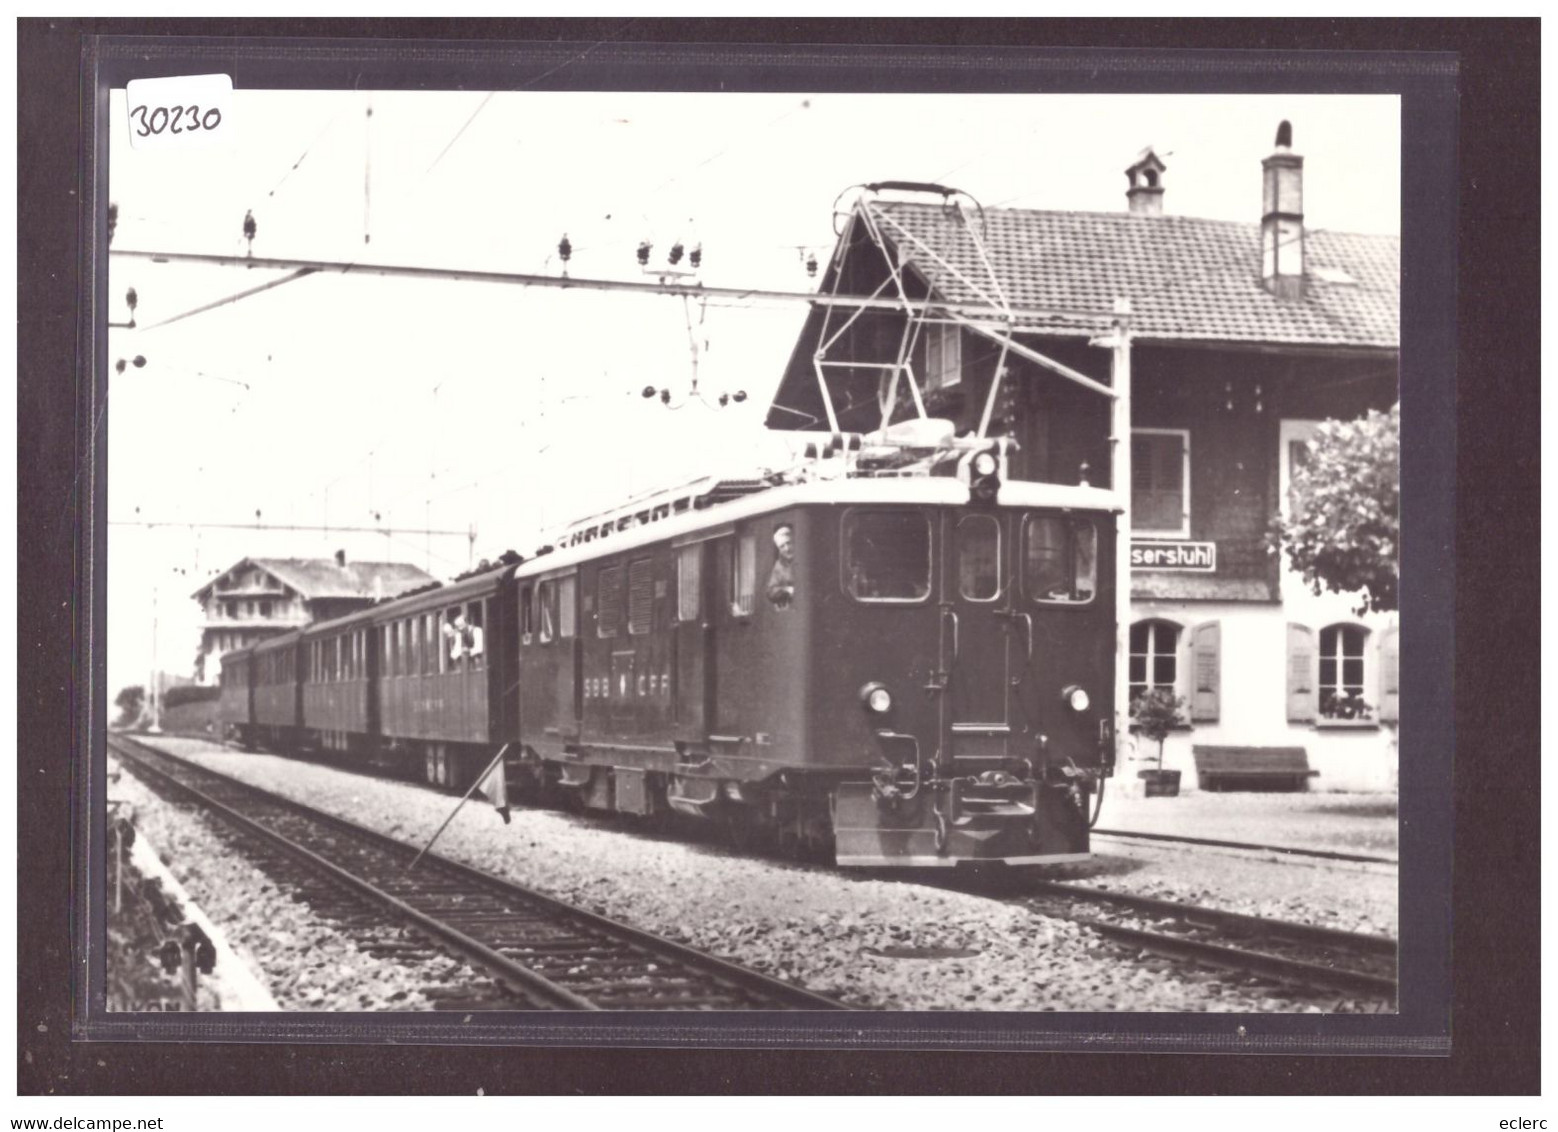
1379 627 1400 723
1190 621 1220 722
1286 623 1317 722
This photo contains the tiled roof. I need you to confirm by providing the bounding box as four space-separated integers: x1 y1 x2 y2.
193 558 436 602
865 200 1399 348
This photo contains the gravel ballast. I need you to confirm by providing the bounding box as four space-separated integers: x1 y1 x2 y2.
150 739 1392 1012
1043 841 1397 939
112 758 495 1011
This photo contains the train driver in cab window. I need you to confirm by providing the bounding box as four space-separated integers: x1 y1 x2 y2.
767 524 795 608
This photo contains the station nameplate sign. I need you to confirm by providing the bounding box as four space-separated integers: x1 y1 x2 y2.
1130 541 1216 571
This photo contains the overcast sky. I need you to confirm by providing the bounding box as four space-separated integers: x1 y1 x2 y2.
106 89 1400 692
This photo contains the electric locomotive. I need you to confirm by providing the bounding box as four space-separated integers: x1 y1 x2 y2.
510 431 1119 866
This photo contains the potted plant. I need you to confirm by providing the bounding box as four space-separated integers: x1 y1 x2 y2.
1132 688 1187 797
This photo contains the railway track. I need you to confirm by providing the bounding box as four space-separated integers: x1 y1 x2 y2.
1021 879 1398 1004
109 734 845 1012
1092 827 1397 867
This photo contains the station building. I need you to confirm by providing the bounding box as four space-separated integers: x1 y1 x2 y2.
763 127 1399 792
191 552 435 682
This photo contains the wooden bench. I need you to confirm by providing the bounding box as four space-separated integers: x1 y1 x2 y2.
1192 746 1318 792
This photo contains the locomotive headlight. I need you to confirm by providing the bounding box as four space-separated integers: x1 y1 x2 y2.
968 448 1001 504
859 682 893 714
1062 685 1091 712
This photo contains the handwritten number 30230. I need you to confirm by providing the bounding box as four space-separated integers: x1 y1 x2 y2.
130 104 222 137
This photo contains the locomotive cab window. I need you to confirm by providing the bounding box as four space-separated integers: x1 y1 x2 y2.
727 534 756 617
844 510 931 602
1024 515 1097 604
767 524 796 608
957 513 1001 601
676 544 701 622
534 582 553 643
520 585 534 644
557 576 577 639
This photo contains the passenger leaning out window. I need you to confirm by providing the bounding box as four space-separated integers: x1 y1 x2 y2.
444 606 483 664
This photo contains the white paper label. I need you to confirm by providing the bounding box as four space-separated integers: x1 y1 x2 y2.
125 74 233 151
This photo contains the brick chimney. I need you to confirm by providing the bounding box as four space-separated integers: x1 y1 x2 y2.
1261 120 1305 300
1124 147 1167 217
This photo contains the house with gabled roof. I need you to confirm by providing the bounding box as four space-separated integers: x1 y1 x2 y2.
763 126 1399 791
191 551 436 681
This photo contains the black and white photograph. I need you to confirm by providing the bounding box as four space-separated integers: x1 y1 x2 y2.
18 11 1553 1107
95 75 1421 1027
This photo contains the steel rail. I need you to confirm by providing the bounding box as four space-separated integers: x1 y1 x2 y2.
112 736 597 1009
1078 917 1399 1000
1024 878 1397 955
1091 827 1398 866
110 734 845 1011
1021 878 1397 1000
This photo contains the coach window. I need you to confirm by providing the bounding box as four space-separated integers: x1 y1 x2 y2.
467 602 486 669
598 566 625 638
956 514 1000 601
844 510 931 602
1023 515 1097 604
557 576 577 639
